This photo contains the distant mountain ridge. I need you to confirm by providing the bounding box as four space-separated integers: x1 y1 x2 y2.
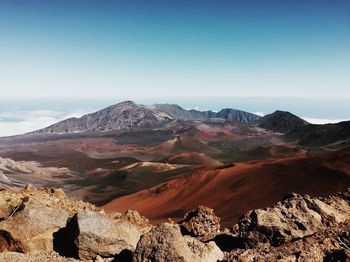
32 101 261 134
147 104 260 123
258 110 350 146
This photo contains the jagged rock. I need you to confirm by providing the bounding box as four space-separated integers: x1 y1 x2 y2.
239 194 317 246
184 236 225 262
110 209 152 234
0 187 101 219
132 223 224 262
180 206 221 240
225 221 350 262
72 210 144 260
0 204 69 252
238 193 350 247
306 196 350 224
50 188 66 200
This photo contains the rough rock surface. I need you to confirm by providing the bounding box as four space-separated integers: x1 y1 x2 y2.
226 220 350 261
0 251 78 262
0 187 151 261
0 203 69 252
0 187 100 218
109 209 152 234
73 210 145 260
132 223 224 262
180 205 221 240
224 190 350 261
238 192 350 247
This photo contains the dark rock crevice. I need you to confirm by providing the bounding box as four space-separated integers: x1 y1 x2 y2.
53 215 79 259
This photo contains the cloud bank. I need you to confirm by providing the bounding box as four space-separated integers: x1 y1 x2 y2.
302 117 348 125
0 110 86 137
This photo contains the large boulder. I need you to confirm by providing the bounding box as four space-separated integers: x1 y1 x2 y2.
0 204 69 252
72 210 145 260
180 206 221 241
132 223 224 262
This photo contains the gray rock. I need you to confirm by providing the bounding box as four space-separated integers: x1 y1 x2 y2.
73 210 144 260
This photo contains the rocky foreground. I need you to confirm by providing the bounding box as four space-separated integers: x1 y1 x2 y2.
0 186 349 261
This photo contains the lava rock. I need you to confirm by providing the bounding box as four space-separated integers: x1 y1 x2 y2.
180 206 221 241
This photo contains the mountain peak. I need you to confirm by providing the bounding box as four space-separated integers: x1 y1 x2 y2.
109 100 139 108
31 101 261 134
259 110 309 133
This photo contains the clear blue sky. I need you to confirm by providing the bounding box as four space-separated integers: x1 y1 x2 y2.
0 0 349 98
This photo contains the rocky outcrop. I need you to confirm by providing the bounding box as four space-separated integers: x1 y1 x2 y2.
0 187 152 261
132 223 224 262
238 192 350 247
180 206 221 241
0 187 349 262
225 190 350 261
226 220 350 261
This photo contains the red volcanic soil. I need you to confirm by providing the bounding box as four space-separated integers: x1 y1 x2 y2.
103 147 350 227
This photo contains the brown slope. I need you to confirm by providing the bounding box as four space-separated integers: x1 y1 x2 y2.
164 152 223 168
103 147 350 227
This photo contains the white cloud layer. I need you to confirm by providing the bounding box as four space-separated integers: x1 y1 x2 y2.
0 110 86 137
302 117 347 125
253 111 265 117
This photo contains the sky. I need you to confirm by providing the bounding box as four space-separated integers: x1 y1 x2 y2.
0 0 349 98
0 0 349 136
